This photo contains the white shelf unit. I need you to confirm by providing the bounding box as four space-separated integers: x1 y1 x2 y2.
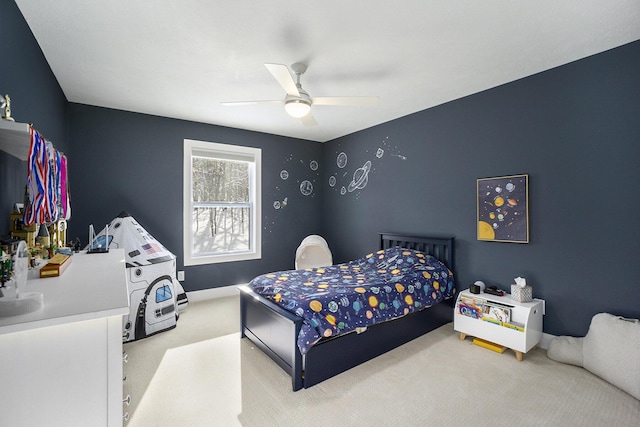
0 119 31 160
453 288 545 360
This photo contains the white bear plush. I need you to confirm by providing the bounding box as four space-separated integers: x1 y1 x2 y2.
547 313 640 400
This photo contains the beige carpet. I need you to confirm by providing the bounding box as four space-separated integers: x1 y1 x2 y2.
125 296 640 426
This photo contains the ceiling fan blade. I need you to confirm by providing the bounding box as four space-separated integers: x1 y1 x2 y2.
311 96 379 106
265 63 300 97
301 112 317 127
220 100 281 106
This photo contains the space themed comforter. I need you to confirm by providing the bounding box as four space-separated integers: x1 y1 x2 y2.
248 246 456 354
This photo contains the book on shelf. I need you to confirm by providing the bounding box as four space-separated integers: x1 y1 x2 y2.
481 317 525 332
501 321 525 332
483 302 511 323
457 295 486 319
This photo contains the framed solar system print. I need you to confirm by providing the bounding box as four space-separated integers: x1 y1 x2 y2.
477 174 529 243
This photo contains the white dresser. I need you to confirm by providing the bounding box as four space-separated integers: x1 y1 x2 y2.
0 250 129 427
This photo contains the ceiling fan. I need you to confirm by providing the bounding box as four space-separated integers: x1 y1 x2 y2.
221 63 379 126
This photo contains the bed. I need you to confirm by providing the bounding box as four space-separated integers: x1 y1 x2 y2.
239 233 456 391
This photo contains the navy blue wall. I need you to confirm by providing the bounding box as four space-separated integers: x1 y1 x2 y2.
321 40 640 337
67 104 323 291
0 0 68 235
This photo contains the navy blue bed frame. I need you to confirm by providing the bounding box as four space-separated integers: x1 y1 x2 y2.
239 233 455 391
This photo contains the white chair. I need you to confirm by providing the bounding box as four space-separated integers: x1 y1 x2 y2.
295 235 333 270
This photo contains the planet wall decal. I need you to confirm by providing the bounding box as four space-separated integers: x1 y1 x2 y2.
347 161 372 192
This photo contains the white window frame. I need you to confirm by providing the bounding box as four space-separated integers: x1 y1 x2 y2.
183 139 261 265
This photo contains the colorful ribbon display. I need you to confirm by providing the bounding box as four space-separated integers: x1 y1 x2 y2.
23 127 71 226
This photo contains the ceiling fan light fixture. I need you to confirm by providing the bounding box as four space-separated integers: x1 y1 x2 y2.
285 99 311 118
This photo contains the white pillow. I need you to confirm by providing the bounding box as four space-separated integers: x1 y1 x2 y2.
547 335 584 367
583 313 640 400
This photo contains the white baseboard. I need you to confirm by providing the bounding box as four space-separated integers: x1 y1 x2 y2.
539 332 555 350
186 284 244 302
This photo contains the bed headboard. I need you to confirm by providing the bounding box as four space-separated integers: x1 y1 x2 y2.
379 233 454 272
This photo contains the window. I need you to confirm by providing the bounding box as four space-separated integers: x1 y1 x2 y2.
183 139 261 265
156 285 172 303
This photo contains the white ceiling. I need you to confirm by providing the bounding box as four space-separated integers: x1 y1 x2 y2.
15 0 640 143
